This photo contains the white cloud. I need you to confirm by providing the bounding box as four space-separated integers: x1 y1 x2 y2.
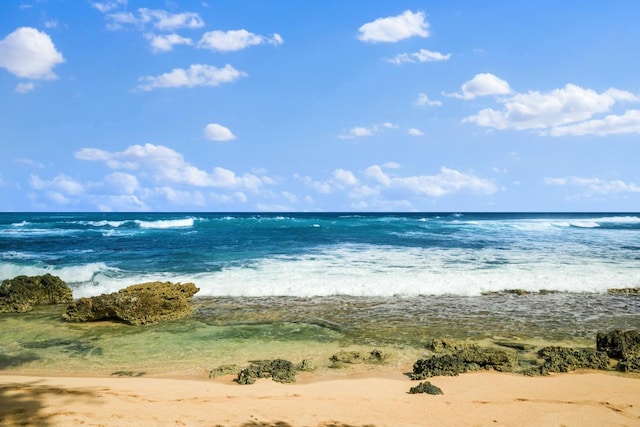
339 122 398 139
145 33 193 53
106 8 204 31
138 8 204 31
104 172 139 194
386 49 450 65
446 73 511 100
75 143 268 191
333 169 358 186
198 29 283 52
358 10 429 43
408 128 424 136
30 174 84 196
0 27 64 80
464 84 639 132
415 93 442 107
545 176 640 195
15 81 35 93
136 64 246 91
549 109 640 136
92 1 127 14
204 123 236 141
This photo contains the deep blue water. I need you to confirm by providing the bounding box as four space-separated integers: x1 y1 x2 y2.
1 212 639 297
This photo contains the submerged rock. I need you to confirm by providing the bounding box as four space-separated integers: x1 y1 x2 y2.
596 330 640 360
329 349 388 368
409 381 443 395
0 274 73 313
63 282 199 325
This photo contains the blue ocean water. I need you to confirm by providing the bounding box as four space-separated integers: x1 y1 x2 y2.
1 212 639 298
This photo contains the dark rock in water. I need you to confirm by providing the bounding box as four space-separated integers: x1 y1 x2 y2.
617 357 640 373
409 381 443 395
209 364 241 378
21 338 103 356
535 346 609 375
411 346 514 379
236 359 297 384
63 282 199 325
0 274 73 313
596 330 640 360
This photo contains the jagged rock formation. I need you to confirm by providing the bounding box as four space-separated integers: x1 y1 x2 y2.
63 281 199 325
0 274 73 313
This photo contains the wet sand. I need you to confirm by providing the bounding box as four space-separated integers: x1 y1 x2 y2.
2 370 640 426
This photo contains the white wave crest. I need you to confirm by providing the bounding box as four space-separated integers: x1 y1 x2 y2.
135 218 195 229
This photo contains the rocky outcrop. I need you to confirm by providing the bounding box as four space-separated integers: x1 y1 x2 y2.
411 346 514 379
63 282 199 325
534 346 610 375
0 274 73 313
236 359 297 384
596 330 640 360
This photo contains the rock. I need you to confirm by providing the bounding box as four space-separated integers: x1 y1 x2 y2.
608 288 640 296
596 330 640 360
426 339 470 353
209 364 241 378
409 381 443 395
617 357 640 373
236 359 297 384
536 346 609 374
0 274 73 313
411 346 514 379
296 359 316 372
63 282 199 325
329 349 388 368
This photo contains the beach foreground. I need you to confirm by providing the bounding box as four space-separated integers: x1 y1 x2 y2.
2 371 640 427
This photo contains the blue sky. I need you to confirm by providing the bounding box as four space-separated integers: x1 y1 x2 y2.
1 1 639 212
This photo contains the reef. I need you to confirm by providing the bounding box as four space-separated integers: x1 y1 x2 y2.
63 281 199 325
329 349 388 368
0 274 73 313
411 346 514 379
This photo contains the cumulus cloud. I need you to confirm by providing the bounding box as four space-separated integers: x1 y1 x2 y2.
358 10 429 43
545 176 640 195
204 123 236 141
0 27 64 80
198 29 283 52
339 122 398 139
415 92 442 106
549 109 640 136
75 143 268 191
301 164 497 204
464 83 639 133
445 73 511 100
145 33 193 53
105 8 204 31
91 1 127 14
136 64 246 91
386 49 450 65
408 128 424 136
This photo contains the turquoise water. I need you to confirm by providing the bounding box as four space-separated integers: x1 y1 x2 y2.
1 213 640 376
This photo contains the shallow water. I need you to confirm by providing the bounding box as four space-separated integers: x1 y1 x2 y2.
2 293 639 377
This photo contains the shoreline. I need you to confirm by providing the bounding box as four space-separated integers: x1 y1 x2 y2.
2 369 640 426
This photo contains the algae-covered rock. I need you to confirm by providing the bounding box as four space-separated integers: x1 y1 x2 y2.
209 364 241 378
608 288 640 296
0 274 73 313
596 330 640 360
329 349 389 368
536 346 609 374
296 359 316 372
617 357 640 373
426 339 470 353
411 346 514 379
236 359 297 384
63 282 199 325
409 381 443 395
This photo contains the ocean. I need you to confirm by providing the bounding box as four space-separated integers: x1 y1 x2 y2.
1 212 640 375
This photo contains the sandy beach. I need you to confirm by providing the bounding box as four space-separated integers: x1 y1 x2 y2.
2 370 640 427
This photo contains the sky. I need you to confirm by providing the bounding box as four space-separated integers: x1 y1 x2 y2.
1 0 640 212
